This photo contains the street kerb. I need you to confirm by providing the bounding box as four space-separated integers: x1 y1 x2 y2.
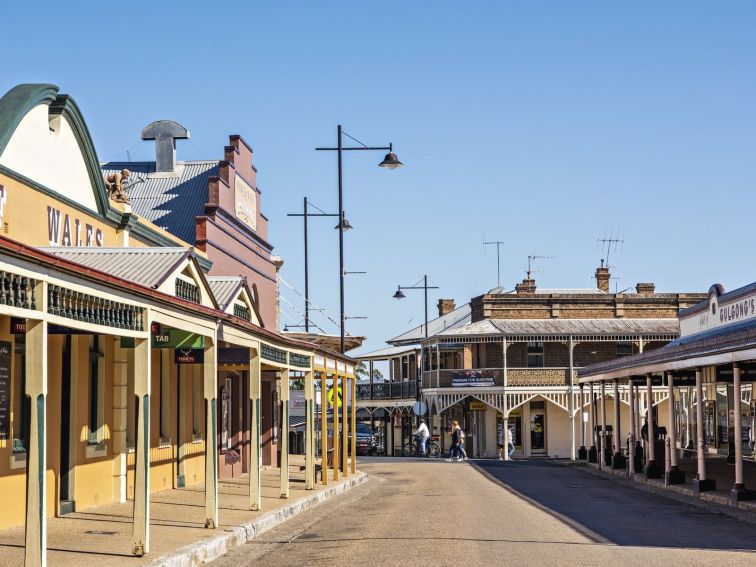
146 472 368 567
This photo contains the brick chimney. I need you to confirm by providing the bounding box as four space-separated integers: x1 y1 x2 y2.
636 282 655 296
515 278 537 295
437 299 455 317
595 260 610 293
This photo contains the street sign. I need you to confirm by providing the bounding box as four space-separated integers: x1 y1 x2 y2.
327 386 342 407
412 400 428 416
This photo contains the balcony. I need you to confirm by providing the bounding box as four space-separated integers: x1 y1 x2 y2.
356 381 417 400
421 368 576 389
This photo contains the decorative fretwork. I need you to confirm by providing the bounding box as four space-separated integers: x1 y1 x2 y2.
0 272 37 310
289 352 311 368
507 368 569 387
233 303 251 321
175 279 200 304
48 285 145 330
261 343 287 364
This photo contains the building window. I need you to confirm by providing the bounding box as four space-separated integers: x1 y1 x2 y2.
126 347 135 448
193 365 203 438
527 342 544 368
401 356 409 380
616 342 634 357
12 334 28 453
88 336 103 445
159 350 171 444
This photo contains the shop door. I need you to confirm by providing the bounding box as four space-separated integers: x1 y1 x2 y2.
530 411 546 454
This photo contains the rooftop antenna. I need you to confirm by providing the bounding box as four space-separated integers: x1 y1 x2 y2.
484 238 505 287
527 254 555 280
597 229 624 269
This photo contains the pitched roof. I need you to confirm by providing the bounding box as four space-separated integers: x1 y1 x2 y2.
388 303 472 345
206 276 244 311
354 344 419 361
434 318 680 339
38 247 191 289
101 161 218 245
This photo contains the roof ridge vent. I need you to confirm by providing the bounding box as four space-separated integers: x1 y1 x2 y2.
141 120 190 173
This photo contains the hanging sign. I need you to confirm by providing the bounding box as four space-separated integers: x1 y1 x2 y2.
10 318 25 334
0 341 10 440
152 329 204 349
175 348 204 364
469 401 487 411
451 370 495 387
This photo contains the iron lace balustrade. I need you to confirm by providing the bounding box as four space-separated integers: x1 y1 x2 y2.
356 381 417 400
261 343 287 364
47 285 145 331
289 352 311 368
175 279 200 304
0 272 37 310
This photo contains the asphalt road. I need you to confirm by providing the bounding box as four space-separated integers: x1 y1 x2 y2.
208 458 756 566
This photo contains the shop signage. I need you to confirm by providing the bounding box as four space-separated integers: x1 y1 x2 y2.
234 176 257 231
152 329 204 349
451 369 495 387
47 205 103 247
175 348 204 364
681 287 756 337
0 341 11 440
469 401 487 411
10 317 25 334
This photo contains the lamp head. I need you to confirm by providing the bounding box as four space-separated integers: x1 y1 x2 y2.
393 288 406 299
378 152 403 169
334 217 354 231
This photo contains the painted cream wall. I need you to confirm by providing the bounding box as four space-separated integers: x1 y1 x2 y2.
0 104 98 212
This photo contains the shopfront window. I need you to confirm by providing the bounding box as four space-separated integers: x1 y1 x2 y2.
88 336 103 445
12 334 28 453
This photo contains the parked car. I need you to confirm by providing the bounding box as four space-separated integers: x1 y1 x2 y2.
350 422 378 456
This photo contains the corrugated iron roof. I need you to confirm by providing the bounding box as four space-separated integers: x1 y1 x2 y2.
388 303 472 345
580 318 756 378
435 318 680 338
207 276 243 311
101 161 218 245
38 246 190 289
354 344 419 361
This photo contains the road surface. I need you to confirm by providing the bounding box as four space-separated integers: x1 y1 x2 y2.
209 458 756 566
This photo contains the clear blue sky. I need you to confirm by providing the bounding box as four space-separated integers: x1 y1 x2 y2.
3 1 756 355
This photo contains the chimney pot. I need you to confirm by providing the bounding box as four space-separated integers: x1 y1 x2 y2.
595 264 610 293
636 282 655 295
437 299 455 317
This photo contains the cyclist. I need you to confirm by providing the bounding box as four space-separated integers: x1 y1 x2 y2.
412 419 430 456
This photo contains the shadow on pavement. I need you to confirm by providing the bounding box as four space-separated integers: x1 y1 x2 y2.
471 460 756 552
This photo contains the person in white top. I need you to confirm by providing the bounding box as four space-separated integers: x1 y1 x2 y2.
412 419 430 455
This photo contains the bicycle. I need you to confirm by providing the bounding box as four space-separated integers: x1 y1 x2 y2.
402 434 441 458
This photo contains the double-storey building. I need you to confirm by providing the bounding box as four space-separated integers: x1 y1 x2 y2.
418 266 705 459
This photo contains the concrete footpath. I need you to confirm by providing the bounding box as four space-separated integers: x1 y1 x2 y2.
0 457 366 567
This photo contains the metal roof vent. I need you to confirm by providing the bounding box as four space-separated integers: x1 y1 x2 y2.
141 120 190 173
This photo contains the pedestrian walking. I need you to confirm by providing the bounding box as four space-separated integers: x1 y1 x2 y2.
456 423 468 461
445 421 459 461
497 424 505 460
507 426 515 459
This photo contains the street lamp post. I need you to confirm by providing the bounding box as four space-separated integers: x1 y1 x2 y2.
317 125 402 353
287 198 342 333
393 275 439 339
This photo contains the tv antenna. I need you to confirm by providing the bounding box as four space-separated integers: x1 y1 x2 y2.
483 238 505 287
527 255 555 279
597 230 624 269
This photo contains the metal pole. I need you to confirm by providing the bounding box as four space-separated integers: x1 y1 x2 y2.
337 125 345 354
568 335 575 460
600 381 607 468
424 275 429 339
304 197 310 333
629 379 635 477
733 363 745 491
695 368 706 482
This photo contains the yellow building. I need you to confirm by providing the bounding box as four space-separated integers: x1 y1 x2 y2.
0 83 357 565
